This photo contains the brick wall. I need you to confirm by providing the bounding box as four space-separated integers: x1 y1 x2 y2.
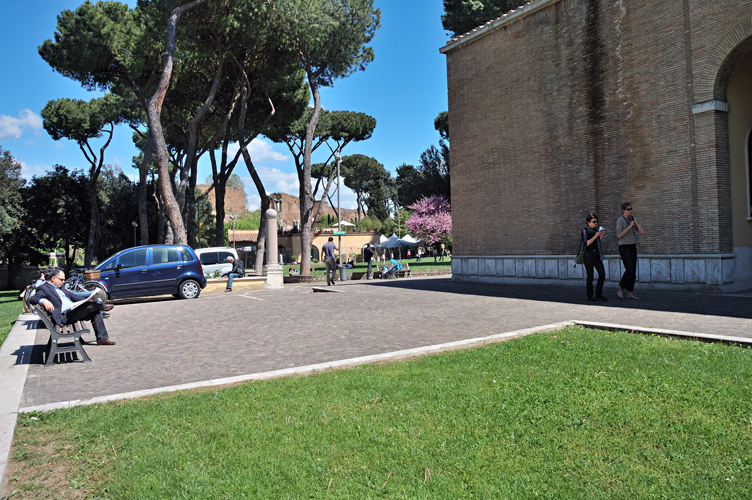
443 0 752 257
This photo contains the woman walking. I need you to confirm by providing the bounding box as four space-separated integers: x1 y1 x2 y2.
616 202 645 299
582 213 608 301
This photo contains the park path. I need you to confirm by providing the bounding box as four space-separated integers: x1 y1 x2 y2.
18 277 752 409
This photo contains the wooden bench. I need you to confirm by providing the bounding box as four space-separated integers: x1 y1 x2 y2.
396 263 412 278
32 306 91 367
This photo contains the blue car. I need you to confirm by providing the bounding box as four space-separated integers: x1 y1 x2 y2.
96 245 207 300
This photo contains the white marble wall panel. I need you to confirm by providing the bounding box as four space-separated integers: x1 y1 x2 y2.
722 258 734 283
535 259 545 278
638 258 651 282
568 260 583 279
484 259 496 277
651 260 671 282
558 259 568 279
523 259 536 277
504 259 516 276
706 259 722 285
467 259 479 275
609 259 621 282
496 259 505 277
545 259 558 278
670 259 684 283
515 259 524 277
684 260 705 283
452 259 462 275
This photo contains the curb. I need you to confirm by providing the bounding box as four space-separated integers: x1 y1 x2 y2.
0 313 38 498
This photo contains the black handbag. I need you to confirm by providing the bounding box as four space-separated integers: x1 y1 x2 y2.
574 238 584 266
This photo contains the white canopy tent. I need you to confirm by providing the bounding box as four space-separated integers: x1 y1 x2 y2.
373 234 420 249
331 221 356 227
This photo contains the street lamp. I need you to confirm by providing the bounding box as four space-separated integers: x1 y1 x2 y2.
229 214 237 249
335 148 346 282
131 221 138 247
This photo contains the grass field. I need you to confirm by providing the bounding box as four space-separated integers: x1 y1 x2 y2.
285 257 452 276
7 326 752 499
0 290 22 348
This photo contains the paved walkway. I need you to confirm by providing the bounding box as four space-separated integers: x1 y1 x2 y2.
17 277 752 409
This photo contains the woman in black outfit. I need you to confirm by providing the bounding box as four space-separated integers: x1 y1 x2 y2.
582 213 608 301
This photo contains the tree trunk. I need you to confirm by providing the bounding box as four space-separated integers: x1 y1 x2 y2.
84 179 99 268
145 0 206 246
138 133 153 245
298 81 323 276
214 181 226 247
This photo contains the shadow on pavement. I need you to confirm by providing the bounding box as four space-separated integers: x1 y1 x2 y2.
365 277 752 320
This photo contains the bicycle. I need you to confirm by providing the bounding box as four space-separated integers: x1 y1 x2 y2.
65 270 109 305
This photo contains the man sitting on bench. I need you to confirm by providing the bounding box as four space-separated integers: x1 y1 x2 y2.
29 268 116 346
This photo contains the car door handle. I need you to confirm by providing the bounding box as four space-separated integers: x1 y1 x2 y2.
176 265 182 269
141 269 148 273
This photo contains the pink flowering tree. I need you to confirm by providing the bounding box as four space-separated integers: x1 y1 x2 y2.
405 195 452 245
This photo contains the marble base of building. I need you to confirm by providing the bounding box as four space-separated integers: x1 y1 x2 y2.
452 251 752 293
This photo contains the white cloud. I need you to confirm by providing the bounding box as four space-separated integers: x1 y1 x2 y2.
236 168 358 211
247 193 260 211
0 109 43 139
19 161 49 179
226 138 289 163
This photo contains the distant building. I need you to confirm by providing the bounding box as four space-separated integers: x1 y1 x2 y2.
196 185 246 223
441 0 752 292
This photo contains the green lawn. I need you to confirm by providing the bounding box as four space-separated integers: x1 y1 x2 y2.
285 257 452 276
0 290 22 348
8 326 752 499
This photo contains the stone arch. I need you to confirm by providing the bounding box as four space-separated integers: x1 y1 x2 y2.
697 18 752 102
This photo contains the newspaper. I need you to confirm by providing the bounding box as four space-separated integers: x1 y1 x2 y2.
68 289 101 311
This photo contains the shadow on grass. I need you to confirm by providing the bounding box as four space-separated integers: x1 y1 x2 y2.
364 276 752 320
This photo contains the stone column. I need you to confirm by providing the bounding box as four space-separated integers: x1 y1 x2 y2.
263 209 284 289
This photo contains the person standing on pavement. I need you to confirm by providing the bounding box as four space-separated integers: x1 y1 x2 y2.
322 236 338 285
364 243 375 279
582 213 608 302
616 202 645 299
224 256 245 292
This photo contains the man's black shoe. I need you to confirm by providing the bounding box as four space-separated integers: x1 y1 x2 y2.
597 296 608 301
587 297 598 302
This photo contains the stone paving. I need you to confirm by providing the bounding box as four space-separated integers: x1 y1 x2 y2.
19 277 752 408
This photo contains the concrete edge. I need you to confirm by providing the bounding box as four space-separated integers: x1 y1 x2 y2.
573 320 752 345
0 313 38 498
18 321 575 414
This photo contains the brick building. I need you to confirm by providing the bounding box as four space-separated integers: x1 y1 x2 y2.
441 0 752 292
196 185 246 222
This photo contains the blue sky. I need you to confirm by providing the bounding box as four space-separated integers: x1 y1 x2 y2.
0 0 449 210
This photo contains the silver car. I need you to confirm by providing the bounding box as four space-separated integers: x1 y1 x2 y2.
194 247 239 277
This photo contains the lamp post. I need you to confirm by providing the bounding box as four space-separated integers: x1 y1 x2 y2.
335 148 346 281
229 214 237 249
131 221 138 247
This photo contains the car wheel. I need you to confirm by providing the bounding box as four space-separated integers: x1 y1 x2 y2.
178 279 201 299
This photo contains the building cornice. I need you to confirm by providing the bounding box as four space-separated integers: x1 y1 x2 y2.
439 0 561 55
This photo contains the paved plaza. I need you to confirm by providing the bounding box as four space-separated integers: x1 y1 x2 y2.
14 276 752 409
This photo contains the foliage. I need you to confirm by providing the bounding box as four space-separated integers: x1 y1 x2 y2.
194 188 216 249
233 210 261 231
434 110 449 140
340 154 386 220
96 165 157 260
406 195 452 245
273 0 381 88
442 0 523 37
22 165 90 271
397 112 451 207
0 146 24 238
11 327 752 498
0 291 22 349
354 216 382 232
381 207 411 238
